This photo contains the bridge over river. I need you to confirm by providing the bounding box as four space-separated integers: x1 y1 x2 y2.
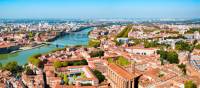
0 27 94 65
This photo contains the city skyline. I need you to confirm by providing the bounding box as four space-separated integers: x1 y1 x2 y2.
1 1 200 87
0 0 200 19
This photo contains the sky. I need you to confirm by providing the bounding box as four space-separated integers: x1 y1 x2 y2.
0 0 200 19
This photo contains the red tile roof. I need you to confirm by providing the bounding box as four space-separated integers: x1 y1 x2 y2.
108 63 134 80
54 83 97 88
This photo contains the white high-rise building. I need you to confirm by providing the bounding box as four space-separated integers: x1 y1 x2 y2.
194 31 200 40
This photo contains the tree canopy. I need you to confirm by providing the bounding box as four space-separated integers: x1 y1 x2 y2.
53 61 70 69
28 57 42 67
53 61 63 69
195 44 200 49
107 57 114 63
178 63 186 75
25 66 35 75
89 50 104 58
144 41 159 48
93 69 105 83
175 41 191 51
68 59 88 66
88 39 101 48
157 50 179 64
3 61 23 74
0 63 2 69
116 25 132 38
107 56 130 67
63 74 69 85
116 56 130 66
185 80 197 88
28 54 43 67
186 28 200 34
167 51 179 64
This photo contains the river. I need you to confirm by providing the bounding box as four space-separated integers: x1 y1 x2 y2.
0 27 93 65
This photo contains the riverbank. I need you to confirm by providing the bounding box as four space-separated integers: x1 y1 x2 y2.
0 27 94 65
10 43 47 54
1 27 92 54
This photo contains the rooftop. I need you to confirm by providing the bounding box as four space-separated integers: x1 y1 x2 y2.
108 63 134 80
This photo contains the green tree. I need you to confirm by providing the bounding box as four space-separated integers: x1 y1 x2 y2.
116 25 132 38
25 66 35 75
160 58 164 65
158 73 164 77
116 56 130 66
58 73 64 78
167 51 179 64
144 41 159 48
186 28 200 34
28 32 34 38
107 58 114 63
53 61 63 69
175 41 191 51
88 39 101 48
195 44 200 49
157 50 179 64
185 80 197 88
114 40 123 46
157 50 167 60
63 74 69 85
193 40 198 45
73 75 77 80
28 57 42 67
62 62 68 67
28 54 43 67
0 63 2 69
93 69 105 83
89 50 104 57
178 63 187 75
80 72 86 78
79 59 88 65
3 61 23 74
68 59 88 66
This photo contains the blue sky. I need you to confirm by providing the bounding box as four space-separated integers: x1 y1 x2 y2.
0 0 200 19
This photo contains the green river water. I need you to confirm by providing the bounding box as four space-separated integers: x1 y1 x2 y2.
0 27 93 65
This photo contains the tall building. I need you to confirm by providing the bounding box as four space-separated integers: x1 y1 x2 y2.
106 63 135 88
194 31 200 40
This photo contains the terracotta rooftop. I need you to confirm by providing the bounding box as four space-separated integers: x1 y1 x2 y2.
0 42 16 48
54 84 97 88
126 46 158 50
108 63 134 80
